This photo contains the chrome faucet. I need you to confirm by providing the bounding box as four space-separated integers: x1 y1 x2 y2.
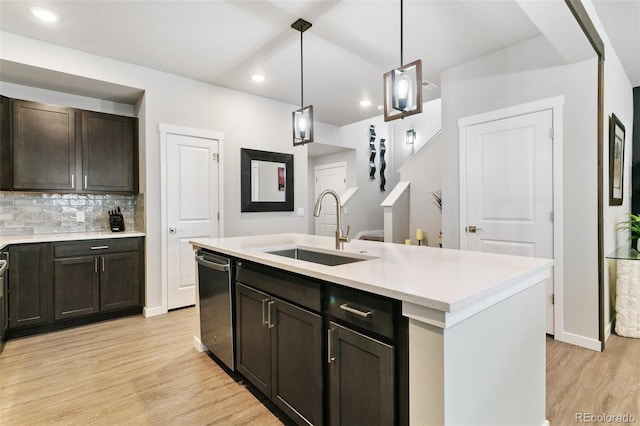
313 189 350 250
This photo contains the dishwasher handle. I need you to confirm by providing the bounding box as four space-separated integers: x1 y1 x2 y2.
196 255 229 272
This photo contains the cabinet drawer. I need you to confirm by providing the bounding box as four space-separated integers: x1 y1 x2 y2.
236 261 321 313
54 238 140 258
328 285 394 339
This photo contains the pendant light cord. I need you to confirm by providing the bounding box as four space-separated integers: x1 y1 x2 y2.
400 0 403 66
300 30 304 108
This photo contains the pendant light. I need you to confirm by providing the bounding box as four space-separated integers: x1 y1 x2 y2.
383 0 422 122
292 18 314 146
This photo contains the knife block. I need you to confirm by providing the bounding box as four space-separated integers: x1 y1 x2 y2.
109 211 125 232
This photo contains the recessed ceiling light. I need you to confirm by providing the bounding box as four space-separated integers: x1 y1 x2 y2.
360 100 371 107
30 7 60 22
251 74 266 83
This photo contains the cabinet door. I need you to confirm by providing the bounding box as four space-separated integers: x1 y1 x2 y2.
54 256 100 320
271 299 323 425
329 322 395 426
8 244 53 328
11 100 76 191
100 252 140 311
235 283 272 396
81 111 137 193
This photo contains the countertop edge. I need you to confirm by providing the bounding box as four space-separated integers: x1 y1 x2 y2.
0 231 146 250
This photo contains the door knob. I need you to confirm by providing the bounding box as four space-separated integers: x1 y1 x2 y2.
466 226 483 233
169 227 177 234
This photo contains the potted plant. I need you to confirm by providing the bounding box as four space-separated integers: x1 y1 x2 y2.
616 213 640 250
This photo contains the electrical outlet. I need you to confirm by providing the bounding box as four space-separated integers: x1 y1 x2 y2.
297 208 305 217
76 211 85 222
343 207 348 215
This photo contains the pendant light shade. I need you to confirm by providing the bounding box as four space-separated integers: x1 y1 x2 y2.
292 18 314 146
383 0 422 122
293 105 313 143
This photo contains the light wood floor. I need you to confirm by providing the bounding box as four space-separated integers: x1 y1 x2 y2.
546 334 640 425
0 308 286 425
1 307 639 425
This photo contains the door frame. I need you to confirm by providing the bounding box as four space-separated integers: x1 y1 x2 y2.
159 123 224 315
458 96 564 337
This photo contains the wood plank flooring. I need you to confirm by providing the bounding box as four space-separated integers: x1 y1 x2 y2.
0 308 287 425
1 307 639 425
546 334 640 425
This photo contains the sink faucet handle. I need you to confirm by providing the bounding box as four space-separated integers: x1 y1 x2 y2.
340 225 351 244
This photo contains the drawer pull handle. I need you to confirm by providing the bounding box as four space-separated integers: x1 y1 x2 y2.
328 327 336 364
267 300 276 328
261 298 270 326
340 303 372 318
90 246 109 250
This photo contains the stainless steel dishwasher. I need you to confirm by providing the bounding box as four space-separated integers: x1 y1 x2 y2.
196 249 234 370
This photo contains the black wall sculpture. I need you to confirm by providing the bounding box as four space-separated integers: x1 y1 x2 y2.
379 138 386 191
369 125 377 180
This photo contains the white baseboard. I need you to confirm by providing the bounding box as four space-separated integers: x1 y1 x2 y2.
605 321 612 342
542 420 550 426
554 330 602 352
193 336 207 352
143 306 166 318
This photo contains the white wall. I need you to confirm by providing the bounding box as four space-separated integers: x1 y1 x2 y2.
307 115 396 239
307 99 443 241
441 35 601 346
400 134 442 247
0 31 341 312
393 98 442 171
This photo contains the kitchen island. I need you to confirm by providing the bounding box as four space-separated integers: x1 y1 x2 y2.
191 233 552 425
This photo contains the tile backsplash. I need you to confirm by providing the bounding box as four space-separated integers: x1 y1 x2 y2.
0 191 142 236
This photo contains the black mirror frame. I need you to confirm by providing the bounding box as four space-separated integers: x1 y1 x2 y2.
241 148 294 212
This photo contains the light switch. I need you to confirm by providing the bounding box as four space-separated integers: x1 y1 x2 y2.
76 211 85 222
297 208 305 217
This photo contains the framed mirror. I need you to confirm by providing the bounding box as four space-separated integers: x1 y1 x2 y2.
241 148 294 212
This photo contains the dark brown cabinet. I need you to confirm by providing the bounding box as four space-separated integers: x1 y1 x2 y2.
81 111 137 193
54 256 100 320
229 259 407 426
53 238 142 320
0 97 137 194
328 322 395 426
100 252 140 311
5 99 76 191
236 282 323 425
8 243 53 329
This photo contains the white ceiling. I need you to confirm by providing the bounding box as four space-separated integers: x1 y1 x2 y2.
591 0 640 88
0 0 637 126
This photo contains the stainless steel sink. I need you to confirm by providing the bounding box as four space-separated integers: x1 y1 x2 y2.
265 247 373 266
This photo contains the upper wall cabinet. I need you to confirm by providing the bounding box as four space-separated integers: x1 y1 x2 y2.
2 98 77 191
81 111 138 193
0 97 138 194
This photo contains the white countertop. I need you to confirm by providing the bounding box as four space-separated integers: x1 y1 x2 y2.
0 231 145 251
190 233 553 321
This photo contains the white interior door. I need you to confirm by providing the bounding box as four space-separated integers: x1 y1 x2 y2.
314 163 347 236
462 109 555 333
166 133 220 309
